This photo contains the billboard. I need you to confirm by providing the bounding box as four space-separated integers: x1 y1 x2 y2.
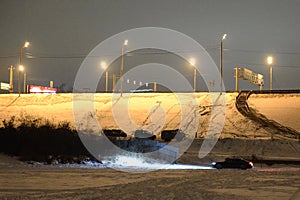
29 85 57 94
0 82 10 91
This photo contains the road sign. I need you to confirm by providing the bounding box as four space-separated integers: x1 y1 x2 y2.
234 67 264 91
241 68 264 86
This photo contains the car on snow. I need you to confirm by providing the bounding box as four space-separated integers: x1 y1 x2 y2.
211 158 253 170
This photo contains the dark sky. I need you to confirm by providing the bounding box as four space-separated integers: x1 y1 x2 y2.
0 0 300 91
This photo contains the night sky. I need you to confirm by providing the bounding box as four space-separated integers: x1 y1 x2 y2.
0 0 299 91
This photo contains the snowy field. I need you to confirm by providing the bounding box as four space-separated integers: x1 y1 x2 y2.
248 94 300 132
0 92 299 199
1 92 298 139
0 160 299 200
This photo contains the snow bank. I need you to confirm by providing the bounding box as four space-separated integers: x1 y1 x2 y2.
0 92 298 139
248 94 300 132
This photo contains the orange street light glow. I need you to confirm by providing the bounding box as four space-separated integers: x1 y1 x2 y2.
267 56 273 65
189 58 196 66
101 61 107 70
24 41 30 48
222 34 227 40
19 65 24 71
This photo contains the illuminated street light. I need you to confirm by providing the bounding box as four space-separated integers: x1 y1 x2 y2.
19 41 30 95
101 61 108 92
101 61 107 70
19 65 24 72
24 41 30 48
189 58 197 92
220 34 227 94
20 41 30 64
120 39 128 96
267 56 273 90
267 56 273 65
189 58 196 66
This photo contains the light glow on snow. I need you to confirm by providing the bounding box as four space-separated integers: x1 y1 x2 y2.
101 155 213 170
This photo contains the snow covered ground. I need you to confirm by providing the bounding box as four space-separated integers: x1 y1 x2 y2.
248 94 300 132
0 92 299 199
1 92 298 139
0 160 299 200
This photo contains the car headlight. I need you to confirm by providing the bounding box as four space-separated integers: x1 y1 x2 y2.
211 162 216 165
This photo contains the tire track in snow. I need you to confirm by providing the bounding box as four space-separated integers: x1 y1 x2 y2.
236 91 300 140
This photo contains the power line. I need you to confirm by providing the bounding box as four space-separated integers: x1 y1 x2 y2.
224 60 300 68
1 47 300 69
2 46 300 58
223 48 300 55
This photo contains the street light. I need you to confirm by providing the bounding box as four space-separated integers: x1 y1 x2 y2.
19 65 24 72
24 72 27 93
189 58 197 92
20 41 30 66
24 41 29 48
101 61 108 92
120 39 128 96
8 65 14 93
18 65 24 96
19 41 30 94
267 56 273 90
220 34 227 94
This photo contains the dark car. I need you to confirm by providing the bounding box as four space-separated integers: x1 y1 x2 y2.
211 158 253 170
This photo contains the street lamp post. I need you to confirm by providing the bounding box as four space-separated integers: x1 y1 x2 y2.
20 41 29 65
267 56 273 90
18 65 24 96
19 41 29 95
189 58 196 92
101 61 108 92
23 72 27 93
8 65 14 93
120 39 128 96
220 34 227 94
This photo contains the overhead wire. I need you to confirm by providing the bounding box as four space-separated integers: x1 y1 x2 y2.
1 46 300 68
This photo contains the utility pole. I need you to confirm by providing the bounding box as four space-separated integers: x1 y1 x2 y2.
188 58 197 92
267 56 273 91
8 65 14 93
18 65 24 96
270 66 273 90
120 47 124 95
220 34 227 94
153 82 157 92
105 70 108 92
112 74 116 92
19 41 29 96
23 72 27 93
120 40 128 96
234 67 239 91
193 67 196 92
